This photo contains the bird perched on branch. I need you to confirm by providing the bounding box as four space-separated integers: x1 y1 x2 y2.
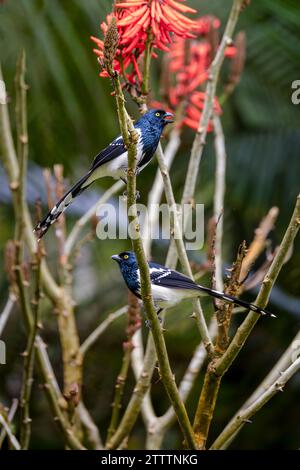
34 109 174 239
112 251 276 318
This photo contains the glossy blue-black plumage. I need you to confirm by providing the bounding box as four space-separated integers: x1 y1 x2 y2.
35 109 173 239
111 251 276 317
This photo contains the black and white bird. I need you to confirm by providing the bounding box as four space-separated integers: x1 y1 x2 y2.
34 109 173 239
112 251 276 318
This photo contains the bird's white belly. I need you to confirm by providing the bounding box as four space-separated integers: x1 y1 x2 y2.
151 285 199 308
86 152 129 183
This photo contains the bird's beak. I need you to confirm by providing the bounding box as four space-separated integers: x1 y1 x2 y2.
111 254 121 263
163 112 174 124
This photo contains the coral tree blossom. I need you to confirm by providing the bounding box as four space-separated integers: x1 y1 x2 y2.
91 0 197 85
153 16 237 130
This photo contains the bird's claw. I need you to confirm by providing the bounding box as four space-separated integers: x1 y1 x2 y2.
144 315 163 330
122 190 140 200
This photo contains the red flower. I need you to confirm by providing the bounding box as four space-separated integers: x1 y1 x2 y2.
116 0 197 51
152 16 237 131
91 1 198 85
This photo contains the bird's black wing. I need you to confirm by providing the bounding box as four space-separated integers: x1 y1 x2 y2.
149 262 199 291
90 136 127 171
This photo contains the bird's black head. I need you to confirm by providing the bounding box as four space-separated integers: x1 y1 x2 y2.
136 109 174 130
111 251 139 292
111 251 137 267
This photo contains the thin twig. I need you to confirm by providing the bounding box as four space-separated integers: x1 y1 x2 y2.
106 292 141 442
181 0 244 207
143 128 181 257
210 356 300 449
0 62 61 304
213 114 226 293
104 21 197 448
167 0 245 264
80 306 127 357
1 60 85 450
77 402 103 449
19 245 42 449
213 193 300 378
117 85 196 449
0 399 18 448
192 243 247 449
106 337 157 450
239 207 279 283
155 143 214 356
0 413 21 450
146 319 218 450
212 327 300 449
0 293 16 336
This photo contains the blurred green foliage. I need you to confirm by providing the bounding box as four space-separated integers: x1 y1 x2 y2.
0 0 300 450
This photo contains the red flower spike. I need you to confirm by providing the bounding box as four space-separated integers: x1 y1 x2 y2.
151 14 237 132
92 0 198 85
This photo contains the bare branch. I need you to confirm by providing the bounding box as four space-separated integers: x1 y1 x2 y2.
211 356 300 449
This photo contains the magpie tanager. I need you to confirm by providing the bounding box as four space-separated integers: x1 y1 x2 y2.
112 251 276 318
34 109 173 239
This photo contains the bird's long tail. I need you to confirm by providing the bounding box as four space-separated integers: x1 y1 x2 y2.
197 285 276 318
34 172 91 240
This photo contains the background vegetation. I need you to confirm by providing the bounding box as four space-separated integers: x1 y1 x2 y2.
0 0 300 449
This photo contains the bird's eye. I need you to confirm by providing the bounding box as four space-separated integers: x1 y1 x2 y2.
123 254 129 260
155 112 160 117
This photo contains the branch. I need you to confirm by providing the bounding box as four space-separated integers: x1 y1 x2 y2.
1 59 84 450
106 336 157 449
143 128 181 256
211 356 300 449
77 402 103 450
104 19 196 449
0 62 61 304
0 293 16 336
146 319 218 450
213 114 226 293
212 326 300 449
155 143 213 356
214 193 300 377
20 245 42 449
0 413 21 450
192 243 246 449
80 305 127 357
239 206 279 283
0 399 18 448
181 0 244 208
106 292 141 442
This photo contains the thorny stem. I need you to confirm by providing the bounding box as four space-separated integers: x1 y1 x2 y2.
212 114 226 293
167 0 245 264
0 293 16 336
13 49 34 449
141 31 153 99
20 249 42 449
104 1 246 442
211 356 300 449
213 193 300 378
0 58 84 450
181 0 244 207
106 55 196 448
212 327 300 449
155 143 214 356
0 414 21 450
80 306 127 357
107 292 141 442
0 399 18 448
192 243 247 449
0 63 61 304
